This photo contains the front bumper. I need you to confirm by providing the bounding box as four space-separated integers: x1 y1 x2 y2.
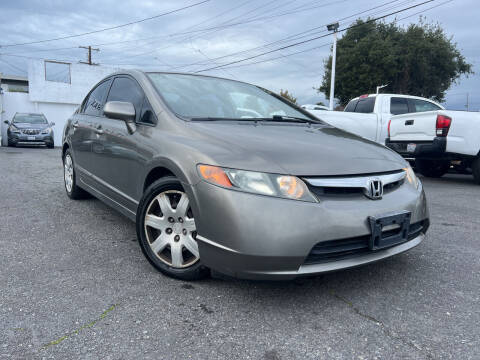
188 179 429 280
8 132 54 146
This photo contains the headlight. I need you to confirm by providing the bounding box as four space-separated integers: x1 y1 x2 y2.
197 164 318 202
41 128 52 134
10 126 21 133
404 164 420 189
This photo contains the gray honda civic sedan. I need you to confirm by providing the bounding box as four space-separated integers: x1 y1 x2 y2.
62 70 429 280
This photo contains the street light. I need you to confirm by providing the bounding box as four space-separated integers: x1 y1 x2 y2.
326 22 339 111
376 84 388 94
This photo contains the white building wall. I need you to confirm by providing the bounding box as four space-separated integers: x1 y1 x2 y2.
28 60 120 104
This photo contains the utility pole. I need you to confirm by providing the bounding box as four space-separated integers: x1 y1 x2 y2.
326 22 339 111
79 46 99 65
466 93 469 111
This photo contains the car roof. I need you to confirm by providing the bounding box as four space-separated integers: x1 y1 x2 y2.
108 69 260 89
14 113 45 116
348 93 444 107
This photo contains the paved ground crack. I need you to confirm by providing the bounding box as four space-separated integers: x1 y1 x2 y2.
330 291 434 359
41 304 117 350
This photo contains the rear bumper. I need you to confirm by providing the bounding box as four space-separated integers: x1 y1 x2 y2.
386 137 446 158
188 179 429 280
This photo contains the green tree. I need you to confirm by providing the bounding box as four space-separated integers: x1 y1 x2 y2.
318 19 472 105
279 89 297 104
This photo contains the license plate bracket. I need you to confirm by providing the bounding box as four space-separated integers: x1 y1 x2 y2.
27 136 36 141
368 211 411 250
406 143 416 153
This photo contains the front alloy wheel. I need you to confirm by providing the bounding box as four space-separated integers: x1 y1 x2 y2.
144 190 199 268
136 177 209 280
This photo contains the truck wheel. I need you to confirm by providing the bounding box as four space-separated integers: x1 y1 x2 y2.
472 157 480 184
415 159 450 178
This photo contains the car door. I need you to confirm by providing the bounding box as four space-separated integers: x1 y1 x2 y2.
70 78 111 183
89 76 149 210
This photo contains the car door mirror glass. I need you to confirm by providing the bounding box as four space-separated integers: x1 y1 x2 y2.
104 101 136 122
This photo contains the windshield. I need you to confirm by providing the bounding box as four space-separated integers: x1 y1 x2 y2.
147 73 311 121
13 114 47 124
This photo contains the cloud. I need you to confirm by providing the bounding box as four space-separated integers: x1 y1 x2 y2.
0 0 478 108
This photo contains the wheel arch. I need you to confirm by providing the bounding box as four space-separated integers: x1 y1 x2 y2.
62 142 70 159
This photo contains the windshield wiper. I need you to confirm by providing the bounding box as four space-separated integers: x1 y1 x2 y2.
190 117 257 122
267 115 321 124
190 116 322 124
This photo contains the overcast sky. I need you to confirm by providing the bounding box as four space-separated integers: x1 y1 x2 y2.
0 0 478 110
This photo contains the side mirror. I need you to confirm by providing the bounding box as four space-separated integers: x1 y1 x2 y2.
3 120 9 125
50 122 55 126
104 101 135 122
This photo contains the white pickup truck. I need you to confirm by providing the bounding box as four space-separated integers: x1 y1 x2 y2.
386 107 480 183
305 93 480 183
305 93 446 145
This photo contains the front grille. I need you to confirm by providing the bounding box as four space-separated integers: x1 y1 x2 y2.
22 129 41 135
304 220 429 265
308 180 404 198
304 170 406 199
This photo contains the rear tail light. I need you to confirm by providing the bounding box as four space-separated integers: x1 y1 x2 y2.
387 119 391 138
359 94 369 99
436 115 451 137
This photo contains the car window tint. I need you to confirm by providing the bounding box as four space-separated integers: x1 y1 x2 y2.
139 98 157 125
390 97 409 115
83 80 111 116
106 77 144 121
344 100 358 112
411 99 441 113
354 97 376 113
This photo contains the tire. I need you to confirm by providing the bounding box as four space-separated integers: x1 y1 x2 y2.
47 143 54 149
63 149 90 199
415 159 450 178
136 176 209 280
472 157 480 184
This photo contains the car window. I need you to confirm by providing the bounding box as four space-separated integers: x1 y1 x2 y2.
139 98 157 125
147 73 311 121
354 97 376 113
344 100 358 112
411 99 442 113
83 80 111 116
390 97 410 115
106 77 145 121
13 114 47 124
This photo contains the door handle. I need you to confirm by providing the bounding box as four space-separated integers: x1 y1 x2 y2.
405 120 414 126
72 121 79 128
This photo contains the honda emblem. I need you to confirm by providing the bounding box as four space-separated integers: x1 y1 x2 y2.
366 179 383 199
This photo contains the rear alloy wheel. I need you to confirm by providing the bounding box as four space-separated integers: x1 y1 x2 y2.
415 159 450 178
137 177 209 280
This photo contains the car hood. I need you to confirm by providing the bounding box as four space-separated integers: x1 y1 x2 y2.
12 123 49 130
187 122 406 176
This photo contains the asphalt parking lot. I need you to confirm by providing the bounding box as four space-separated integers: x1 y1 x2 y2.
0 147 479 360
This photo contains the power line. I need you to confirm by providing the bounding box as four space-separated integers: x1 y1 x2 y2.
0 0 210 48
193 0 436 73
162 0 412 71
206 0 452 72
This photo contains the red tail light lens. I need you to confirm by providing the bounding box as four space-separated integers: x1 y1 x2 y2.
387 119 391 137
436 115 451 137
